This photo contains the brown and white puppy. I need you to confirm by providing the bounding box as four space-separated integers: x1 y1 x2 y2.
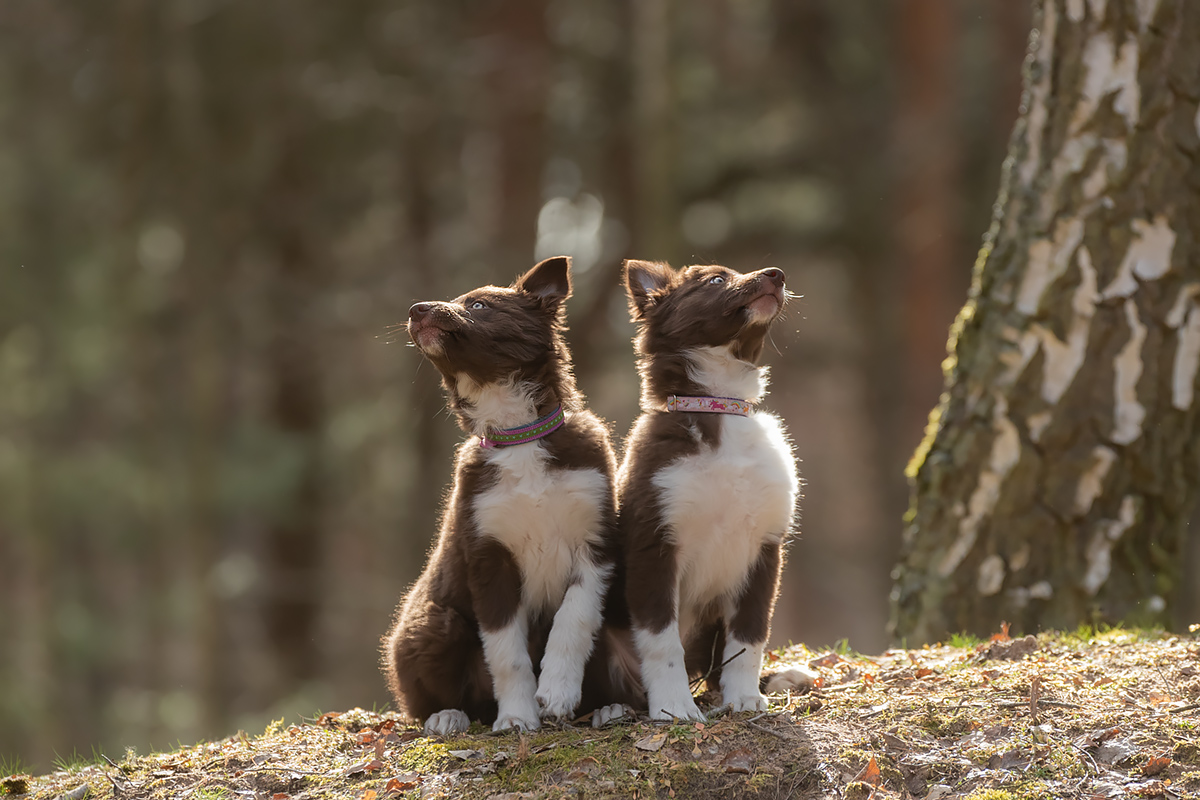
609 260 801 722
383 256 618 735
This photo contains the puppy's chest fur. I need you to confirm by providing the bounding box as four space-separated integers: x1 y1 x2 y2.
655 412 797 628
472 443 608 611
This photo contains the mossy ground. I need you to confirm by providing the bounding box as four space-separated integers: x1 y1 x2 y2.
6 628 1199 799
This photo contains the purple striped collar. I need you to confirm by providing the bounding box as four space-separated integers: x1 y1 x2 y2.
480 405 566 449
665 395 753 416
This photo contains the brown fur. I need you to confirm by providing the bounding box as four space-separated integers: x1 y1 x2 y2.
382 256 618 727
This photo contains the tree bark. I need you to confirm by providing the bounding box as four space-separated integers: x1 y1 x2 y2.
891 0 1200 643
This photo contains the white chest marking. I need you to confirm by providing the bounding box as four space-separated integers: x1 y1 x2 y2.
472 442 608 611
455 374 538 438
653 411 797 635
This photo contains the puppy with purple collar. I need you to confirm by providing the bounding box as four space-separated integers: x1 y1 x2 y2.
601 259 802 723
383 256 618 735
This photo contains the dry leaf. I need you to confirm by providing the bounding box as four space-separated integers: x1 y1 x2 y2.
853 755 882 786
721 748 755 774
362 791 377 800
383 776 418 793
810 653 841 669
1142 755 1171 776
634 733 667 752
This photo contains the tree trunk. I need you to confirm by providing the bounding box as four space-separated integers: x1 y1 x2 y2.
891 0 1200 643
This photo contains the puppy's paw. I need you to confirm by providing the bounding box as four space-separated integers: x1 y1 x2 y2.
726 691 769 713
424 709 470 737
591 703 630 728
492 706 541 733
535 672 582 720
763 667 817 695
648 693 705 722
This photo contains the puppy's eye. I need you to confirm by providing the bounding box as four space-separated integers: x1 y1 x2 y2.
469 301 487 310
708 276 725 285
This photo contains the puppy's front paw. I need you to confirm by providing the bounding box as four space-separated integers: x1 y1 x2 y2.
492 706 541 732
726 691 769 713
591 703 629 728
648 695 705 722
536 672 582 720
424 709 470 736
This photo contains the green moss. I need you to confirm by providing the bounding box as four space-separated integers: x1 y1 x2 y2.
395 739 453 773
917 704 971 738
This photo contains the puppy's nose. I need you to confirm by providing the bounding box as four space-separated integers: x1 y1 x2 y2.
409 302 433 322
760 268 786 286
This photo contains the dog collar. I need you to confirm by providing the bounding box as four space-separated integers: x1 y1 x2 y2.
665 395 753 416
480 405 566 449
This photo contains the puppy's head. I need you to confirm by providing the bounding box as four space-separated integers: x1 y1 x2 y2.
624 260 787 364
407 256 579 425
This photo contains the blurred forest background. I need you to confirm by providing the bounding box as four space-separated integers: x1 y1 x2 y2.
0 0 1033 773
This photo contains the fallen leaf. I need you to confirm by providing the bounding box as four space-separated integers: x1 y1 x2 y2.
448 749 483 760
272 794 289 800
691 742 701 758
565 757 601 781
721 748 755 774
362 791 377 800
990 621 1011 642
1142 755 1171 776
852 755 882 786
382 772 420 794
810 653 841 669
634 733 667 752
374 738 386 759
915 668 934 679
365 759 383 772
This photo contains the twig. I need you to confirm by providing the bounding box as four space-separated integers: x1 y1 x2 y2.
690 646 747 690
1070 742 1100 775
1169 701 1200 714
745 720 792 740
747 711 784 724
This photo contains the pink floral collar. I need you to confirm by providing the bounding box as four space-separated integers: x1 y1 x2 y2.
665 395 753 416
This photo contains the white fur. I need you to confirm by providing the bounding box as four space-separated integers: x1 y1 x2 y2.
473 443 609 611
652 410 796 638
591 703 630 727
683 345 768 404
719 635 768 712
479 614 541 731
467 380 611 729
638 344 797 715
456 374 539 437
634 622 705 721
537 557 612 719
424 708 470 736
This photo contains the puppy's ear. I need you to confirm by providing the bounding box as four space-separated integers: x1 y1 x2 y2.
516 256 572 308
624 260 675 319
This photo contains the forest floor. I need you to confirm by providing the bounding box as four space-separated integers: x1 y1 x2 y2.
6 628 1200 800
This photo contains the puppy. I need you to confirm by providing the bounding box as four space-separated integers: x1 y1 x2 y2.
383 256 618 735
609 259 801 722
